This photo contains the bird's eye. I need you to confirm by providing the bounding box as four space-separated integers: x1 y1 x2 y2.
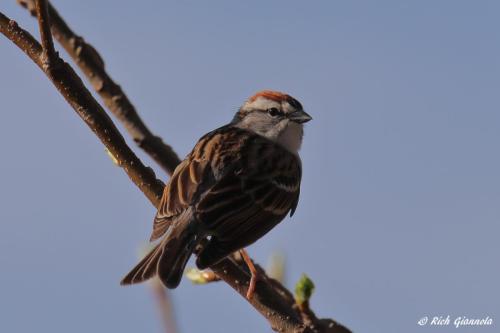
267 108 280 117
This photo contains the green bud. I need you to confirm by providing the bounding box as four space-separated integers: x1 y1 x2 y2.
185 268 209 284
294 273 315 305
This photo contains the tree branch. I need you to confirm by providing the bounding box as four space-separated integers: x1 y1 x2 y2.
19 0 181 175
0 11 163 206
34 0 55 67
0 10 350 333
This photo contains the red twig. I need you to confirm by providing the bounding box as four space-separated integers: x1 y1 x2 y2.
150 278 179 333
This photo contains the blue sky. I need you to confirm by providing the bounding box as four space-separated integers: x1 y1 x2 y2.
1 1 499 332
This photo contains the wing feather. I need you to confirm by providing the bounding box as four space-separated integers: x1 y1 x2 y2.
150 142 213 241
195 133 302 251
150 126 302 247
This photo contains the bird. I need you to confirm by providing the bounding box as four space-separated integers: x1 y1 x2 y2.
121 90 312 298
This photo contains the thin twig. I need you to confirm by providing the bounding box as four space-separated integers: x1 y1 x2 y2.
150 278 179 333
0 11 351 333
19 0 181 175
0 12 164 206
34 0 55 68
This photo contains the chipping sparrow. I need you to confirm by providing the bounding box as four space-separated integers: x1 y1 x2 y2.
121 90 312 297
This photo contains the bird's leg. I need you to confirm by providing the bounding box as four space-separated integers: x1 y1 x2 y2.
240 248 259 299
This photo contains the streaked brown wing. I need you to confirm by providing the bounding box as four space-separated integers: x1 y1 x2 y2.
149 145 211 241
150 126 302 246
194 139 301 268
195 137 302 246
150 126 250 241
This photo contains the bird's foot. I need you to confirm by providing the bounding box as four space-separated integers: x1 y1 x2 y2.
240 248 259 300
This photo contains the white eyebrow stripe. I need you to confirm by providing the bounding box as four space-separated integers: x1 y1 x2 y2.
246 97 281 111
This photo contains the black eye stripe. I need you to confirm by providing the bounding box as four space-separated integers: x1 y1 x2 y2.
241 108 285 118
267 107 280 117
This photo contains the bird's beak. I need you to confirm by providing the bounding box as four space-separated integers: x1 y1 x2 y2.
288 110 312 124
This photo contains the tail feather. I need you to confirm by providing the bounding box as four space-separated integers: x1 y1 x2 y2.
157 233 198 288
121 217 198 288
120 243 163 285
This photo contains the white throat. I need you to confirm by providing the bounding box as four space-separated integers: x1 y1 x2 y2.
274 121 304 154
236 117 304 154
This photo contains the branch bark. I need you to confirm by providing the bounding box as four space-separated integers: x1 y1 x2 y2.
34 0 55 67
0 8 351 333
0 11 164 206
19 0 181 175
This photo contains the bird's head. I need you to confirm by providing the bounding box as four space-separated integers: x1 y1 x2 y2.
232 90 312 153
